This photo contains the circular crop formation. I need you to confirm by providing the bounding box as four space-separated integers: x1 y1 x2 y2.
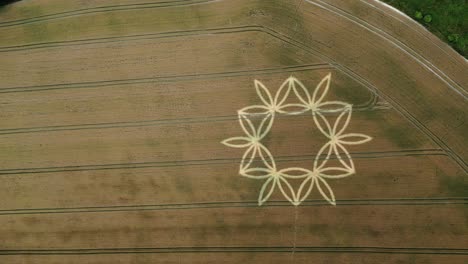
222 73 372 206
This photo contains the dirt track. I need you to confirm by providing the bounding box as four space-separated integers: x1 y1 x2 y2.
0 0 467 263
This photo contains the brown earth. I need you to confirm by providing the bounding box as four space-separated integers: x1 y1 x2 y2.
1 253 467 264
0 0 466 263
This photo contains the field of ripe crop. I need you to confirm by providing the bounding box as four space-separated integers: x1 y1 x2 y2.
0 0 466 263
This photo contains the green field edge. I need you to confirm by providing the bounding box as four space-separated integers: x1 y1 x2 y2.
381 0 467 58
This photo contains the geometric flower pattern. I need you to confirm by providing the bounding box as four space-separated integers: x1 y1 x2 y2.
222 73 372 206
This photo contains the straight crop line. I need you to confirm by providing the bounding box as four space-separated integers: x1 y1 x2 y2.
0 26 267 52
0 0 214 28
2 0 464 99
0 101 384 136
0 149 446 175
0 63 332 94
0 246 466 255
0 198 465 216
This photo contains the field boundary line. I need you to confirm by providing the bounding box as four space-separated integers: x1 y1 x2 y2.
0 63 331 93
0 149 446 175
306 0 467 98
0 246 466 255
362 0 462 62
0 198 466 215
0 97 385 135
0 26 281 52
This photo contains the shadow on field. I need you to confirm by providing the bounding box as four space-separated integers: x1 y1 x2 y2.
0 0 21 8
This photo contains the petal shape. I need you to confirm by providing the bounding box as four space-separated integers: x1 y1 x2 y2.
316 176 336 206
291 77 312 105
295 176 316 205
278 167 312 179
332 106 352 136
277 176 297 205
313 142 333 170
258 177 276 206
238 114 256 138
240 145 257 172
338 133 372 145
313 111 333 138
238 105 271 115
221 137 252 148
333 143 355 171
317 101 351 114
273 77 293 108
241 168 272 179
318 167 354 179
276 103 309 115
312 73 331 105
256 113 274 140
255 80 274 107
257 144 276 170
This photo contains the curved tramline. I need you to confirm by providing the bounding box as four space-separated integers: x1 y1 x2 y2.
0 0 466 263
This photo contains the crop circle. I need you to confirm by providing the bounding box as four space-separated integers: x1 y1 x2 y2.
222 74 372 206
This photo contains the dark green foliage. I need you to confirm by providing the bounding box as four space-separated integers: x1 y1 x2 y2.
423 14 433 23
0 0 20 7
414 10 423 19
383 0 467 58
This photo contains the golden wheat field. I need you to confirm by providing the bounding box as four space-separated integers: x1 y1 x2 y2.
0 0 467 263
